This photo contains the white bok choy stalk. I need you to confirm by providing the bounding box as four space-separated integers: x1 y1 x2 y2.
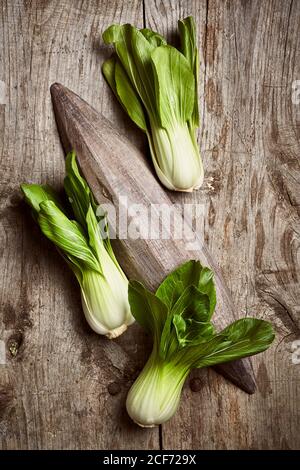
102 16 203 192
126 260 275 426
21 151 133 338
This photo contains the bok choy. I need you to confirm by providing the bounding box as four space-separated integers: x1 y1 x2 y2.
102 16 203 192
126 260 275 426
21 151 133 338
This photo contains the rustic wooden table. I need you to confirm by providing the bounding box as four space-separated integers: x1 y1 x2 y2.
0 0 299 450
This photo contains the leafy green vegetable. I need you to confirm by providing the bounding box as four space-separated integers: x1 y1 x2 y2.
21 184 65 218
21 151 134 338
156 260 216 317
102 16 203 192
126 260 275 426
178 16 199 128
129 280 167 345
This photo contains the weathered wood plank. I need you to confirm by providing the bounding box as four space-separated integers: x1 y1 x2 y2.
145 0 300 449
1 0 300 450
0 0 160 450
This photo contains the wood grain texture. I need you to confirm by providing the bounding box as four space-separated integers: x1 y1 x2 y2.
145 0 300 450
0 0 159 450
0 0 299 450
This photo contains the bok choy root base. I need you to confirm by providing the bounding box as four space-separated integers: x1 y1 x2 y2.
102 16 203 192
126 260 275 427
21 152 134 338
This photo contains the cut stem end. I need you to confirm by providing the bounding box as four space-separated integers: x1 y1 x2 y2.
106 324 128 339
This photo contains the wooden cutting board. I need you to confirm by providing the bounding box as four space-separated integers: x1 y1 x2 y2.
50 82 256 394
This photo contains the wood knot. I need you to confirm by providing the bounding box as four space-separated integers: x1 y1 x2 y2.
189 377 204 393
9 191 23 208
7 332 23 357
107 382 121 396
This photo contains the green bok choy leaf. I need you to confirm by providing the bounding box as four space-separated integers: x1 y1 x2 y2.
21 151 133 338
126 260 275 426
102 16 203 192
